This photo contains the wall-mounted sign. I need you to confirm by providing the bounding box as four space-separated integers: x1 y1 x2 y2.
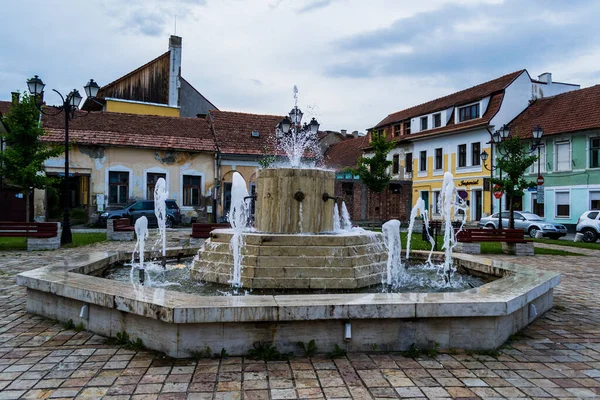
458 179 479 186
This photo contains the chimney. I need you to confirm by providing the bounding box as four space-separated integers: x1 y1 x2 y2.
538 72 552 84
11 92 19 105
340 129 347 136
168 35 182 107
352 130 359 138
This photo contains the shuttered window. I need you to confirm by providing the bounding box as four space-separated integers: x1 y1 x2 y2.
555 191 570 218
556 141 570 171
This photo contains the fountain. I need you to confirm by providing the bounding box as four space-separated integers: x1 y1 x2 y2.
154 177 168 267
16 87 561 357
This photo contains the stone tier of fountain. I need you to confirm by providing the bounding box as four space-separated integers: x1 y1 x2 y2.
191 168 389 289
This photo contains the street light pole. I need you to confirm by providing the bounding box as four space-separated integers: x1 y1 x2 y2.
27 75 100 245
481 125 510 230
531 125 544 215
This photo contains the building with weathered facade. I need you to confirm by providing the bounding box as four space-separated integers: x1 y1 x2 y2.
83 35 217 118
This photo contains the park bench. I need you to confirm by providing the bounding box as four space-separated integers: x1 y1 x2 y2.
454 228 533 256
190 223 230 246
0 221 61 251
107 218 134 241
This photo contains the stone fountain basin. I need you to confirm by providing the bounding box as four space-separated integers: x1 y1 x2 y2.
16 248 560 357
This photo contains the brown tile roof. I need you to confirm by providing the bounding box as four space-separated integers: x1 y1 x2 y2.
40 109 215 152
509 84 600 139
374 70 525 128
323 135 369 170
209 110 284 156
0 100 10 115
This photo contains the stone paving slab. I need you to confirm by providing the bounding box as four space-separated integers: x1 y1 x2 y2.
1 237 600 398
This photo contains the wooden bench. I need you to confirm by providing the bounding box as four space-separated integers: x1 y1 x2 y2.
191 223 230 239
454 228 533 256
0 222 61 251
107 218 134 241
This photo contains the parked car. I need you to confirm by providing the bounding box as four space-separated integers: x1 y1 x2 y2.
478 211 567 239
99 199 181 228
576 210 600 243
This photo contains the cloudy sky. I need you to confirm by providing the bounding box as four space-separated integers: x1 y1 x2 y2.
1 0 599 132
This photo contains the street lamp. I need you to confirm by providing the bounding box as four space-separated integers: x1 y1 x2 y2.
27 75 101 245
531 125 544 215
481 124 510 229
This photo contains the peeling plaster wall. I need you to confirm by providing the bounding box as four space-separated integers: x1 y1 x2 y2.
44 145 214 222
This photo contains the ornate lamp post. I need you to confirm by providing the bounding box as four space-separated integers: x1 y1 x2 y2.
481 124 510 230
531 125 544 214
27 75 100 245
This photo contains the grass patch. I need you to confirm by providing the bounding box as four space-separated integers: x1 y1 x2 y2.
533 238 600 250
0 232 105 251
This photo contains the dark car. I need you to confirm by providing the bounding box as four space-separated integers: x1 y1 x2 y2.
478 211 567 239
99 199 181 228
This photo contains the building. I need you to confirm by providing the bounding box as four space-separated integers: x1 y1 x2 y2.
509 84 600 230
370 70 578 221
83 36 217 118
324 135 412 222
39 109 216 223
207 110 283 218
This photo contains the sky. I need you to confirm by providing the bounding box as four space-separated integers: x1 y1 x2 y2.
1 0 600 133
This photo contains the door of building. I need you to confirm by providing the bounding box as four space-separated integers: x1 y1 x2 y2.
420 191 429 213
473 190 483 221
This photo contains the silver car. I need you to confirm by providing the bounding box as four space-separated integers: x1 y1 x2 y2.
478 211 567 239
576 210 600 243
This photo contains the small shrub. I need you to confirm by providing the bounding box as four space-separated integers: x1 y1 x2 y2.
472 349 500 359
400 343 421 358
126 338 145 352
62 319 75 330
426 342 440 358
370 343 379 352
327 344 347 359
213 348 229 359
191 346 212 360
297 340 318 357
248 342 293 361
74 322 86 332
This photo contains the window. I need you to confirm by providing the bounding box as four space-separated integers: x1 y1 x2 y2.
433 191 441 214
146 173 166 200
556 141 571 171
591 137 600 168
433 113 441 128
393 124 401 137
556 191 570 217
183 175 202 207
530 144 546 173
458 144 467 167
458 103 480 122
471 142 481 166
419 151 427 172
392 154 399 174
420 117 428 131
109 171 129 205
590 191 600 210
404 121 411 135
342 182 354 196
378 129 385 138
405 153 413 173
435 148 443 170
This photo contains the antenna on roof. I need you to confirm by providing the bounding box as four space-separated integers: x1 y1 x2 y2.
174 16 177 35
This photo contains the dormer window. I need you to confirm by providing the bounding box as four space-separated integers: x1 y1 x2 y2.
458 103 480 122
393 124 401 137
404 121 411 135
433 113 441 128
251 130 260 138
420 116 428 131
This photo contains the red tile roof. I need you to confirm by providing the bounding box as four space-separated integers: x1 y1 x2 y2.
209 110 284 156
323 135 369 170
40 109 215 152
509 84 600 139
0 100 11 115
374 70 525 128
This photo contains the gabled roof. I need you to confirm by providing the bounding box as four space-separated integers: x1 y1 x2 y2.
209 110 284 156
0 100 10 115
40 109 215 152
509 84 600 139
375 70 525 128
180 77 219 112
324 135 369 170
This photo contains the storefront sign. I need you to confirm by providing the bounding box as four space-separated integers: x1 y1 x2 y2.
459 179 479 186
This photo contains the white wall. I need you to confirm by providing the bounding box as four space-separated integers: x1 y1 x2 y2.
489 71 530 130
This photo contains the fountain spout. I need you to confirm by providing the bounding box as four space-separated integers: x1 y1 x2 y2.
322 192 341 202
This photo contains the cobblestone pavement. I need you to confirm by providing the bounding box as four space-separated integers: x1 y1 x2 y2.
1 237 600 399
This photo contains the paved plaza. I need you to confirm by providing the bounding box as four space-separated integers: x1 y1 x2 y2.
1 235 600 399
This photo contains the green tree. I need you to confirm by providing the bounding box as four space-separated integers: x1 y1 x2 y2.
351 133 394 193
0 93 61 221
492 136 537 229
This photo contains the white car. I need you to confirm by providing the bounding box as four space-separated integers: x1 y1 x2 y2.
576 210 600 243
478 211 568 239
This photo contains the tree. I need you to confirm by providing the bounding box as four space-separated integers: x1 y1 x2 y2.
0 93 61 221
351 133 394 193
492 136 537 229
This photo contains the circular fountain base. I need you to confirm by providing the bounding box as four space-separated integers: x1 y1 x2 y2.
190 229 387 289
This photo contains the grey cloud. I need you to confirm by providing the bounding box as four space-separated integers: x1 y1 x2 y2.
325 0 599 79
298 0 335 14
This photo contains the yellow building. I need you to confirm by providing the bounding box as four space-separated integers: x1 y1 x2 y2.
371 69 579 221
